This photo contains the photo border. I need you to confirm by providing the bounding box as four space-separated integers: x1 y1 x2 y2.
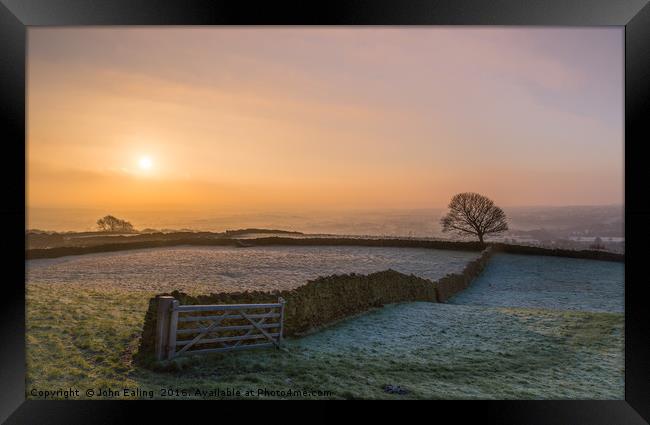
1 0 649 422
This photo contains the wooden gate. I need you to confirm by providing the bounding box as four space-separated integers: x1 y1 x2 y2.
155 296 286 360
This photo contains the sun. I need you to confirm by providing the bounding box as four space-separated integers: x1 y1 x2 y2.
138 156 153 170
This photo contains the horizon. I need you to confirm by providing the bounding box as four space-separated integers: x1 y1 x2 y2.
28 27 623 220
27 203 624 234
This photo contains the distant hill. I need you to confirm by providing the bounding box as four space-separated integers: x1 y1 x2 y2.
224 228 303 236
505 205 623 237
25 228 303 250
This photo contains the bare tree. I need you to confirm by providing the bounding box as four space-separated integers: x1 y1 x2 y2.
440 192 508 243
96 215 135 233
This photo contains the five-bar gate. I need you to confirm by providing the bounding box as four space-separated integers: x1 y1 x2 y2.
155 296 285 360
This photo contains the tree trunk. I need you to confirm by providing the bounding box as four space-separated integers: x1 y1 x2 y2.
478 234 484 244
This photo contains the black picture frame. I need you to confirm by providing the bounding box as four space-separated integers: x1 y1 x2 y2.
1 0 649 423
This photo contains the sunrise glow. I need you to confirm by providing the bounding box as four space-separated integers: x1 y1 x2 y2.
27 28 623 214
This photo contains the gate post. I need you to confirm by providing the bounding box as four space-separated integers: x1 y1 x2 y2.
278 297 286 345
155 296 174 361
166 299 180 360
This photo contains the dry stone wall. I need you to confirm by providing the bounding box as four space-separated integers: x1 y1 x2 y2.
137 248 497 365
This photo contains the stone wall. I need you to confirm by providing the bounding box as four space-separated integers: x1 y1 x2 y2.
28 236 624 261
135 242 619 365
136 269 439 365
435 247 494 302
492 243 623 262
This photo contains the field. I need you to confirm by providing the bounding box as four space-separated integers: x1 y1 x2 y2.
449 253 624 312
26 248 624 399
27 245 478 293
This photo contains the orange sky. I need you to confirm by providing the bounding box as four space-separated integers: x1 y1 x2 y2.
27 27 624 213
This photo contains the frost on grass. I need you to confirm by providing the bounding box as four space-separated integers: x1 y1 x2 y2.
448 253 624 313
271 303 623 399
27 281 623 400
26 248 624 399
26 245 479 294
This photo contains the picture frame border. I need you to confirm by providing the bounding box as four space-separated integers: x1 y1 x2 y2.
1 0 649 422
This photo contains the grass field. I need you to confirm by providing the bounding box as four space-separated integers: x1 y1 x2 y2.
449 253 624 313
26 245 479 293
27 283 623 400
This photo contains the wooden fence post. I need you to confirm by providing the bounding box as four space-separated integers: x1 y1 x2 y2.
278 297 286 345
155 296 174 361
166 299 180 360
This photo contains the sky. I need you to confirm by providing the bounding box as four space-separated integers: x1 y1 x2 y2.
27 27 624 218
